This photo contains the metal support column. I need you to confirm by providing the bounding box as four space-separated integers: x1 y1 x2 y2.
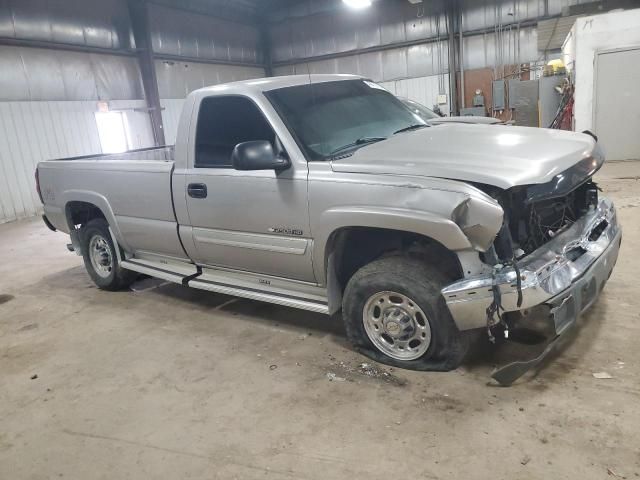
260 26 273 77
128 0 165 146
459 8 465 110
447 0 459 116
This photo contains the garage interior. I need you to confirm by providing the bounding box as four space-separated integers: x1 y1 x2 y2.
1 0 640 478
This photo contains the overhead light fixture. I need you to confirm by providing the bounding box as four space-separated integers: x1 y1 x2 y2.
343 0 372 9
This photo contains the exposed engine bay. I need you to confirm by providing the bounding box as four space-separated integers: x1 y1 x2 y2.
501 179 600 256
475 155 604 263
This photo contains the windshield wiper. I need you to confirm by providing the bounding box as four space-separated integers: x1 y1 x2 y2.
393 123 428 135
328 136 387 158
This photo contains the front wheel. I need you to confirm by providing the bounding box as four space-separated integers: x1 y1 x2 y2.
342 256 474 371
80 218 137 291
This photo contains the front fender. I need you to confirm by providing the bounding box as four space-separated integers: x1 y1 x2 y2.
312 206 473 284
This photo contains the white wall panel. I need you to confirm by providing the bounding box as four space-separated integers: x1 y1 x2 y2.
380 75 451 117
563 9 640 134
110 100 157 150
160 99 187 146
0 100 154 224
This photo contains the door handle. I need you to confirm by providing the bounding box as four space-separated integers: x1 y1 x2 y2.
187 183 207 199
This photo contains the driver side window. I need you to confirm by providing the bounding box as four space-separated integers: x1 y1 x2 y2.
195 96 275 168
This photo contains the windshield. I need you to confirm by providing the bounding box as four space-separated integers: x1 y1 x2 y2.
265 80 425 160
400 98 440 120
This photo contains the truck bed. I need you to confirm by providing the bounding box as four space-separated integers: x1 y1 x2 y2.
38 145 186 261
48 145 175 162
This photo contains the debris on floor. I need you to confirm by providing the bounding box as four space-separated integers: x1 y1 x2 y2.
520 455 531 466
593 372 614 379
326 372 346 382
607 467 626 478
327 360 407 386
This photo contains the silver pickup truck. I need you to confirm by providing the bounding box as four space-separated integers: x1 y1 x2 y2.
37 74 621 385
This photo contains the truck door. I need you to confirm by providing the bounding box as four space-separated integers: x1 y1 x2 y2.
180 94 315 283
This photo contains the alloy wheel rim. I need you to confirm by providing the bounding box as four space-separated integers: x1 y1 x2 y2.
89 235 113 279
362 291 432 361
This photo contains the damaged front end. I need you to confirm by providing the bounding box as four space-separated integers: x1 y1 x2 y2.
443 154 621 385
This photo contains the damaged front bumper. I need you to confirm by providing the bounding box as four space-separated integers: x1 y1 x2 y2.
442 198 621 384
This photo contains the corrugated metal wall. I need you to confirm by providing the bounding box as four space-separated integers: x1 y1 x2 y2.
0 46 143 101
0 0 133 49
149 4 266 144
0 43 154 223
0 0 265 223
149 4 262 65
155 60 265 98
0 0 618 224
269 0 449 62
0 99 154 223
268 0 594 79
272 41 449 81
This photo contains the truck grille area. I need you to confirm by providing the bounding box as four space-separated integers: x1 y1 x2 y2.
520 189 582 253
499 179 600 257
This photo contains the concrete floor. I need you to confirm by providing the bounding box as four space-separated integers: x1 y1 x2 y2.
1 162 639 480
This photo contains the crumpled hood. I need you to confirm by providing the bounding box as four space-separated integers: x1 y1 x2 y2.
331 124 598 189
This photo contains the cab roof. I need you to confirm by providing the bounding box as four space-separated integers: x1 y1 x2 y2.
191 74 364 97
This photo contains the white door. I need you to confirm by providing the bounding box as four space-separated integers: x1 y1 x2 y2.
595 48 640 160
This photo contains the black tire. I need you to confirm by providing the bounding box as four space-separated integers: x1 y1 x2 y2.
80 218 137 291
342 255 475 371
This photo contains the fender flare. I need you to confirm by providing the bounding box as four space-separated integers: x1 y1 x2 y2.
312 206 472 285
61 190 131 253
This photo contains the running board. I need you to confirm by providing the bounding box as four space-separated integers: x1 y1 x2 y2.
121 259 329 314
121 259 193 284
188 278 329 314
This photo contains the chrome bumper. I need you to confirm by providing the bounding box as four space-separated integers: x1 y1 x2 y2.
442 198 621 332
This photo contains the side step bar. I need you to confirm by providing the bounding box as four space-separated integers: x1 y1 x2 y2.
188 277 329 314
121 260 189 285
121 259 329 314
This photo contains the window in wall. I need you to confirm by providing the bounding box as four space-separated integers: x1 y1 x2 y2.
195 96 276 168
95 111 129 154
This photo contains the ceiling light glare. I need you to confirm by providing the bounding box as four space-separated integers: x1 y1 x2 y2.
343 0 372 9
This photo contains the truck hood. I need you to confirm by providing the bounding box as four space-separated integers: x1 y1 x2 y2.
428 116 502 125
330 124 598 189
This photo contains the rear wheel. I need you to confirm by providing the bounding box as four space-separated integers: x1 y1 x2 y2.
342 256 474 371
80 218 136 290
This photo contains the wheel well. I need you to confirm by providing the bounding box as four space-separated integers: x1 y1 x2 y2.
325 227 463 312
65 201 106 230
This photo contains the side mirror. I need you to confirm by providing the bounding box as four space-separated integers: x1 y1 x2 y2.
231 140 290 171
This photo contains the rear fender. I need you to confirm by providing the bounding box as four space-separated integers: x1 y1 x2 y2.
61 190 131 253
